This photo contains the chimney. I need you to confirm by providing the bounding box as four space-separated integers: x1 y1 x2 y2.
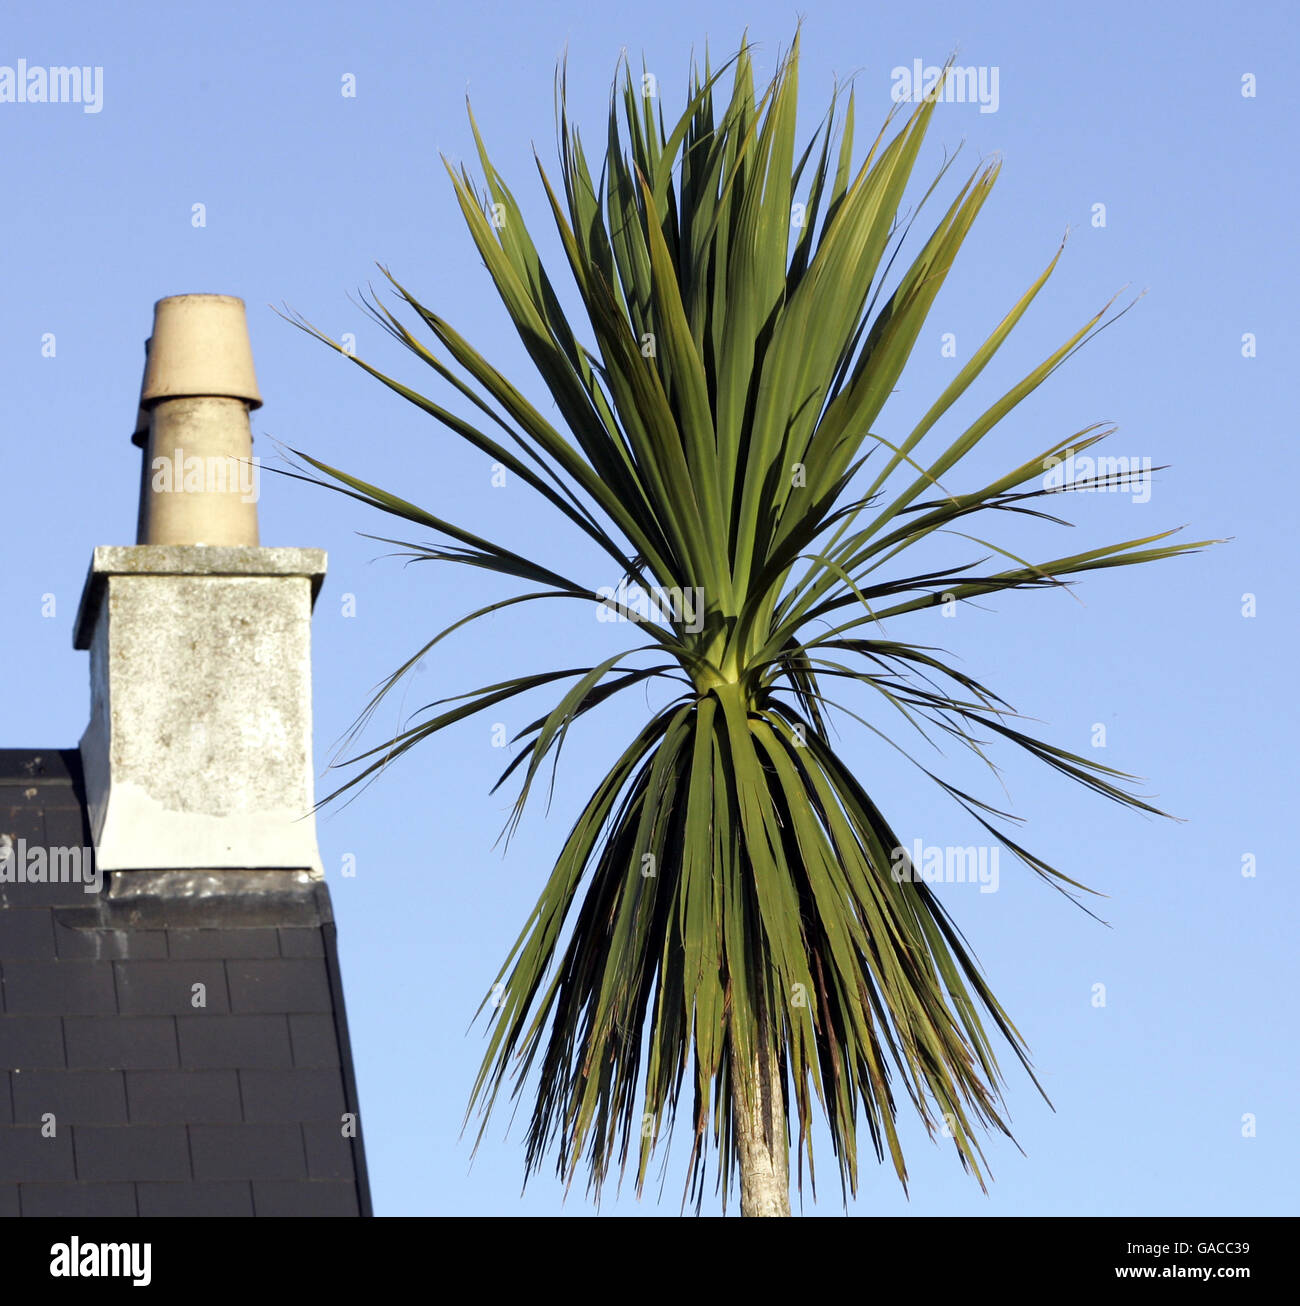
74 294 327 875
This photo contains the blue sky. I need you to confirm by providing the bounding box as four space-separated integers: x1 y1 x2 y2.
1 0 1294 1215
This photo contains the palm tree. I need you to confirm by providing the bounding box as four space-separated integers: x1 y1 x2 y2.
283 30 1212 1216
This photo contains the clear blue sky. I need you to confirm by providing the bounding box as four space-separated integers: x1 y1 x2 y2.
1 0 1294 1216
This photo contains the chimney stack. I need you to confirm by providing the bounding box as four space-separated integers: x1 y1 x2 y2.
132 294 263 547
75 294 326 875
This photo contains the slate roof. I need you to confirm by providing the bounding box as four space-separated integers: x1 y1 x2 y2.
0 750 370 1217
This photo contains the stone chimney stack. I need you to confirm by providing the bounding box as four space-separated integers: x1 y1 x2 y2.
74 294 326 875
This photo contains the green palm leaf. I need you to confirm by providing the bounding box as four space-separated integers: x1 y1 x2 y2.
284 28 1218 1214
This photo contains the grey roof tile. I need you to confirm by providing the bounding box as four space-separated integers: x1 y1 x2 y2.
54 921 167 960
167 928 280 960
2 960 117 1015
0 910 56 961
0 1125 75 1183
125 1070 241 1124
74 1124 191 1182
114 960 230 1015
288 1014 340 1068
253 1179 360 1216
0 1016 66 1068
19 1181 136 1216
65 1016 179 1069
190 1123 307 1182
137 1180 253 1217
226 959 333 1014
277 928 324 958
177 1015 292 1070
303 1119 357 1180
239 1068 346 1123
12 1070 127 1125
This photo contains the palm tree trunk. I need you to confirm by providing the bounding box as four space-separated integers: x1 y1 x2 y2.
731 988 791 1216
